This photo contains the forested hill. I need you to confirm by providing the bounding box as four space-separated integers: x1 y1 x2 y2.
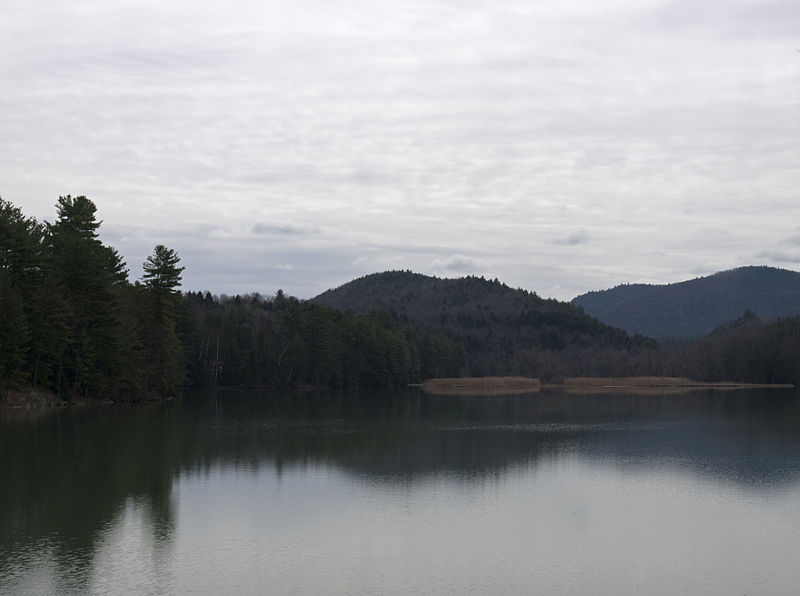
571 266 800 339
313 271 650 378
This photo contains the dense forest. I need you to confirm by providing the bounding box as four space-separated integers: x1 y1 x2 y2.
0 196 465 400
3 196 800 403
0 196 190 400
180 289 465 390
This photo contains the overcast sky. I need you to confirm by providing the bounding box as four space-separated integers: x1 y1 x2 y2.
2 0 798 300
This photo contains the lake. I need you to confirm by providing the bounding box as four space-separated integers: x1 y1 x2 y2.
2 388 800 595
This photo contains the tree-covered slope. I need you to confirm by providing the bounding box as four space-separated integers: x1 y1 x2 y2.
571 266 800 339
313 271 648 377
0 195 187 400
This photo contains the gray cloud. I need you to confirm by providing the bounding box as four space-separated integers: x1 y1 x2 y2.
645 0 800 39
2 0 799 302
554 230 589 246
779 232 800 246
430 254 485 272
755 251 800 264
251 223 318 236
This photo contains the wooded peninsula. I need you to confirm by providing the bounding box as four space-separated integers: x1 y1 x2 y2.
2 196 799 405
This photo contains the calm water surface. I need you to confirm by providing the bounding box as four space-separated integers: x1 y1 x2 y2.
2 388 800 595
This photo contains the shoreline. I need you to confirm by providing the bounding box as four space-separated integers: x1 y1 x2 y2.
3 375 795 407
417 376 794 396
0 387 173 410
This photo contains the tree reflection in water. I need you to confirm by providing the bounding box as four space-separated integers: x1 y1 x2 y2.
2 387 800 591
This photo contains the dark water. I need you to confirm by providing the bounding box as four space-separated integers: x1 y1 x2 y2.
2 388 800 595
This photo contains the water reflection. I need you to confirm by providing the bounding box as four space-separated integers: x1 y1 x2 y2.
2 388 800 594
181 388 800 486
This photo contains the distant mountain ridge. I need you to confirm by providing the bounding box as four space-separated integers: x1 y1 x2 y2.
571 266 800 339
313 271 647 378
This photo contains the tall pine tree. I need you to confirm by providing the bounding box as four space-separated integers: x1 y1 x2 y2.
0 198 38 390
0 269 29 390
141 245 185 397
47 195 130 399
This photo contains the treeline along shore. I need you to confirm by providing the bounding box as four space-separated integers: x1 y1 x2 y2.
2 196 800 405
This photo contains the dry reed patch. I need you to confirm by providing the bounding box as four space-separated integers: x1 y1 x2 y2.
563 377 696 387
420 376 541 396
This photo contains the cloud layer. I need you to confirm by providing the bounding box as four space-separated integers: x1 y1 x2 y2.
2 0 799 300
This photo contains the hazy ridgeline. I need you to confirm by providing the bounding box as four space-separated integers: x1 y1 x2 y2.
572 266 800 338
3 197 800 401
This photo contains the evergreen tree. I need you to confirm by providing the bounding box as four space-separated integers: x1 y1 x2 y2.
142 245 184 299
141 245 185 396
0 269 29 390
0 197 43 294
0 198 40 389
47 195 129 398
